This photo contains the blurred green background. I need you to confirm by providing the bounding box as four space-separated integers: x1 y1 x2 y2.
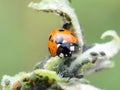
0 0 120 89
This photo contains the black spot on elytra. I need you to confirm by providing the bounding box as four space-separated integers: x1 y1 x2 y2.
70 32 75 37
49 35 53 42
59 29 64 32
49 35 52 40
48 47 50 52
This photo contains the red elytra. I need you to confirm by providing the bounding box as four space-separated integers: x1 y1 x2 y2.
48 28 77 56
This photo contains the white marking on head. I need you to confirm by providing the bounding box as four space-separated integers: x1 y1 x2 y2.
59 53 64 58
70 46 75 51
62 40 67 43
57 44 61 48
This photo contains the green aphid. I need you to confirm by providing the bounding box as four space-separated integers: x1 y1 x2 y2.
44 56 63 72
20 69 61 90
80 61 94 74
21 76 31 89
33 69 61 82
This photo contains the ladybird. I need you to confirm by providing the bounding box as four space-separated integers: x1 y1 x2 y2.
48 28 79 58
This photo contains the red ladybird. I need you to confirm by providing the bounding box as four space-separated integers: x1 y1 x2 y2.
48 28 79 58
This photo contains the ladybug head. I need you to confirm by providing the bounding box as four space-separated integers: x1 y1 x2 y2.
57 42 79 58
